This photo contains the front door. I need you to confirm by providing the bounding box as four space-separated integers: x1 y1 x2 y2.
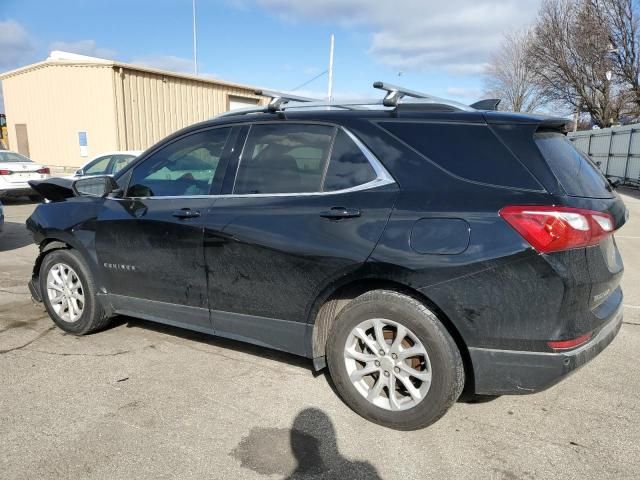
203 123 398 355
95 126 233 331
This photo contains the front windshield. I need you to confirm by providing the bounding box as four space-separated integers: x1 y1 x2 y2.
0 151 32 163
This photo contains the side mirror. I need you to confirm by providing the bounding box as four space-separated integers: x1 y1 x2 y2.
74 168 84 177
72 175 122 198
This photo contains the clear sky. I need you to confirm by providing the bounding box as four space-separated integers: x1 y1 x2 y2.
0 0 544 111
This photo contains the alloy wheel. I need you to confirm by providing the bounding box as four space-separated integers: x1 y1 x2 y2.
46 263 85 323
343 318 432 411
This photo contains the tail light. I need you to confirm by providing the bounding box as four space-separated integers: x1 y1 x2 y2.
499 205 615 253
547 332 592 350
36 167 50 174
0 169 11 175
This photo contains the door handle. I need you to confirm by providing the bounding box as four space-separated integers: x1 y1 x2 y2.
319 207 361 219
172 208 201 219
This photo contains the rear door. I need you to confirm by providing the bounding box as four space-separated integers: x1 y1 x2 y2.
95 126 234 330
202 122 399 355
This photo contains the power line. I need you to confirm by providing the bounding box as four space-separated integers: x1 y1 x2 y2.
291 70 328 92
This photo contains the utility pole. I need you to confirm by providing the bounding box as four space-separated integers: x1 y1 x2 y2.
327 34 335 101
192 0 198 75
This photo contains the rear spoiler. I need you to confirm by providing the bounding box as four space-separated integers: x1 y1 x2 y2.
537 117 572 133
470 99 501 111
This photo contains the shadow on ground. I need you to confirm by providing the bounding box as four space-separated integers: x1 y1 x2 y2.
617 186 640 200
122 317 313 370
0 221 33 252
231 407 382 479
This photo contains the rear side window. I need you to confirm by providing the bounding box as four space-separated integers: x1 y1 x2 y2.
379 122 541 190
111 154 136 174
234 124 335 194
535 132 613 198
324 130 377 191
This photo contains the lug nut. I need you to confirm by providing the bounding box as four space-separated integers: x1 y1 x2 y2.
379 350 385 356
391 353 398 360
394 367 400 374
374 360 380 367
383 371 390 377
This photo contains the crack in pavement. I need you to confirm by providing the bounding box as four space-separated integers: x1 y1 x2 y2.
24 348 132 357
0 326 55 354
0 289 30 295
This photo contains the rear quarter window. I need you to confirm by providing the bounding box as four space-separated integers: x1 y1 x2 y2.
535 132 613 199
379 122 542 190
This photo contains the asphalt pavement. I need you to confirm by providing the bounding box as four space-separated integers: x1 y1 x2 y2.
1 193 639 480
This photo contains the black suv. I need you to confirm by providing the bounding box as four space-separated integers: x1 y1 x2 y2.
27 83 626 430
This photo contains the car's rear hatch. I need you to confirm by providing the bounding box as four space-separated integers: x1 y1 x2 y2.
533 130 625 324
490 115 626 342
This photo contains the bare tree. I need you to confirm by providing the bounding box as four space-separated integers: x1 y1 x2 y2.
483 30 545 112
592 0 640 115
529 0 627 127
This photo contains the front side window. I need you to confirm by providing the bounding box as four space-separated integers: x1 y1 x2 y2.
234 124 335 194
127 128 230 197
84 156 112 175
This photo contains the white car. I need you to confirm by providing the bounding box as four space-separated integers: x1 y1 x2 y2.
74 151 142 177
0 151 50 200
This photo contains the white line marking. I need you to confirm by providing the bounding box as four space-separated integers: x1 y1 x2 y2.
624 304 640 309
616 236 640 239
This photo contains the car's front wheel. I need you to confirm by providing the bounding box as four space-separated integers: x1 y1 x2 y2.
39 248 111 335
326 290 464 430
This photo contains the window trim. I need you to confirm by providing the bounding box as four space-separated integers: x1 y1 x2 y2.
228 124 393 198
121 125 394 200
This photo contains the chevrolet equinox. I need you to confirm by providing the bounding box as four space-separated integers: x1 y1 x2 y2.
26 83 626 430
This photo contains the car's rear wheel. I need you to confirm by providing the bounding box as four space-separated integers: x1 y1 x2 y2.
326 290 464 430
39 249 111 335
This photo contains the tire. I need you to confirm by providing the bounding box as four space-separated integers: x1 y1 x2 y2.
326 290 464 430
39 249 111 335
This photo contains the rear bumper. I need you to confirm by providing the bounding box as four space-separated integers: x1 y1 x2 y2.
469 303 623 395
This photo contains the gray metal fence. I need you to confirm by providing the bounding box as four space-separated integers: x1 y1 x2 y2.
569 124 640 186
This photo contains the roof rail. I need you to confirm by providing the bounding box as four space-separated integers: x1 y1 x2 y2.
373 81 429 107
254 89 318 112
372 81 474 111
215 81 477 119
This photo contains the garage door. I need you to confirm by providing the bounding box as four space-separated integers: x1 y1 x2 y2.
228 96 259 111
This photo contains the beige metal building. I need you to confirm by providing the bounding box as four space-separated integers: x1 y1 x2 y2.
0 51 266 168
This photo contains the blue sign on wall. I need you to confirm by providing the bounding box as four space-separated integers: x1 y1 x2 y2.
78 131 88 147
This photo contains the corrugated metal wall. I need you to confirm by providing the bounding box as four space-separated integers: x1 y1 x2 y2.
569 124 640 184
1 61 265 167
1 64 118 167
114 67 263 151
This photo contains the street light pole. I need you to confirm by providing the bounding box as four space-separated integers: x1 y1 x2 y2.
192 0 198 75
